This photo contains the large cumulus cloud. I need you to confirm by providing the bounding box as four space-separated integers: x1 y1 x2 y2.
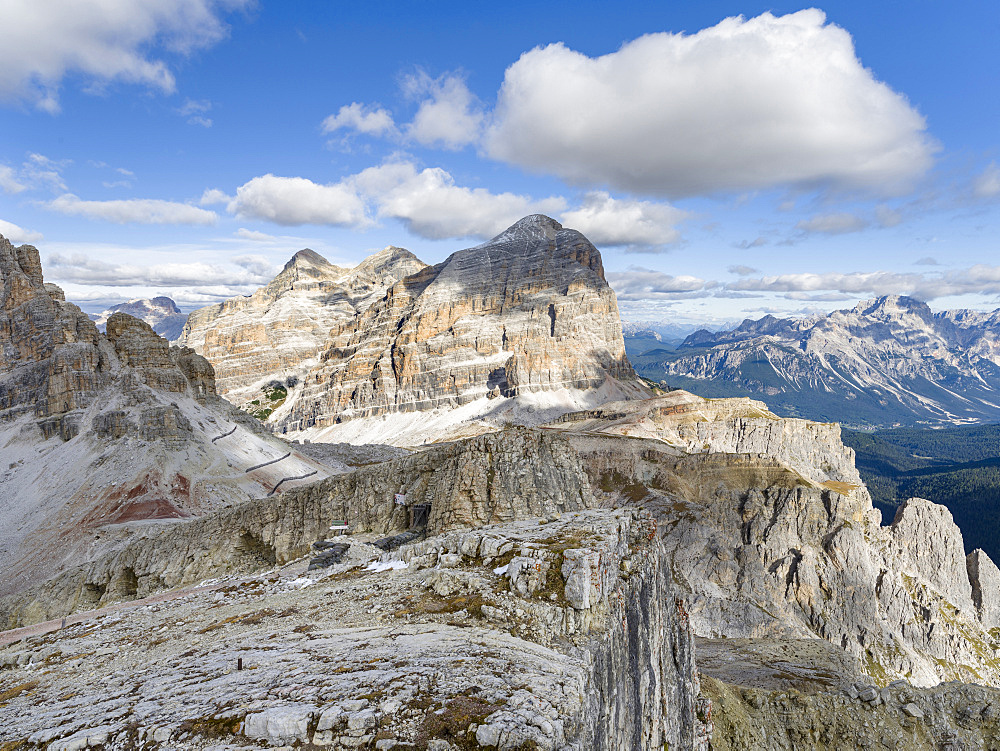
485 10 935 198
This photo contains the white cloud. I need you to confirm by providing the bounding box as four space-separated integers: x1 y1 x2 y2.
178 99 212 127
0 166 26 194
22 153 69 192
728 265 759 275
200 188 232 206
351 161 565 240
46 252 274 287
178 98 211 115
47 194 217 225
404 71 483 149
0 0 251 111
973 162 1000 199
796 212 869 235
321 102 396 137
607 268 713 300
559 191 686 248
727 267 1000 301
235 228 277 242
485 10 934 198
0 219 43 244
227 174 369 227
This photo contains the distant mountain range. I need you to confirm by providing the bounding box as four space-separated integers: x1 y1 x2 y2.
620 320 718 357
633 295 1000 427
92 296 188 341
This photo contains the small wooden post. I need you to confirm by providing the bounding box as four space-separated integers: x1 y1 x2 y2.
237 657 243 671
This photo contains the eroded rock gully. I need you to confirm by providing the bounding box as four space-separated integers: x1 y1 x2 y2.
0 234 334 601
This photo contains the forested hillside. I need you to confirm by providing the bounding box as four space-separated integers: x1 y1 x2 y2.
843 424 1000 559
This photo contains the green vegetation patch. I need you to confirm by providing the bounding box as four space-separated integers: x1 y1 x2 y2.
414 694 502 750
246 379 290 421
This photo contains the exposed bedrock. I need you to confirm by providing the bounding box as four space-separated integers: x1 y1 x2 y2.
274 215 640 432
0 427 594 626
0 509 710 750
0 235 113 421
572 430 1000 687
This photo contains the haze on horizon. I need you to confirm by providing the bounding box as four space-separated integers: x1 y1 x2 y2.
1 0 998 329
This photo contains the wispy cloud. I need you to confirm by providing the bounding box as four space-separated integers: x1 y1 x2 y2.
46 194 217 225
46 252 275 287
178 98 213 127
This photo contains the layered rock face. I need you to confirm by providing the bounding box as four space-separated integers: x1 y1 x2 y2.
178 246 426 406
0 235 333 599
177 216 643 444
638 294 1000 426
277 215 640 436
550 391 1000 687
0 235 112 422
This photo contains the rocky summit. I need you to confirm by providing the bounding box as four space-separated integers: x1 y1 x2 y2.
634 294 1000 427
178 246 426 410
180 216 646 446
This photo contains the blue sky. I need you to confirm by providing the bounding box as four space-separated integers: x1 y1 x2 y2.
1 1 998 329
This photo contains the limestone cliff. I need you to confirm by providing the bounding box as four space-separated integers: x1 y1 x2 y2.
0 234 334 600
551 392 1000 687
274 215 644 441
0 235 112 422
178 246 426 406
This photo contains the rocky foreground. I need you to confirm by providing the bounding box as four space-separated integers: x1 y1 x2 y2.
0 507 706 750
4 393 1000 748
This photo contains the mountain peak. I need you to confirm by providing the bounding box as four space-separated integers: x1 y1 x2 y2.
283 248 332 272
854 294 930 318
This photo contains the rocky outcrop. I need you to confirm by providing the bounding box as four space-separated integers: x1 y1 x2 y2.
0 508 708 750
968 548 1000 631
0 235 112 422
0 234 334 600
278 215 639 437
551 390 862 487
550 392 1000 688
638 294 1000 427
178 246 426 406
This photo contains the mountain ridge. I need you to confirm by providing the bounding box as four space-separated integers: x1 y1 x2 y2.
181 215 647 445
635 294 1000 427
